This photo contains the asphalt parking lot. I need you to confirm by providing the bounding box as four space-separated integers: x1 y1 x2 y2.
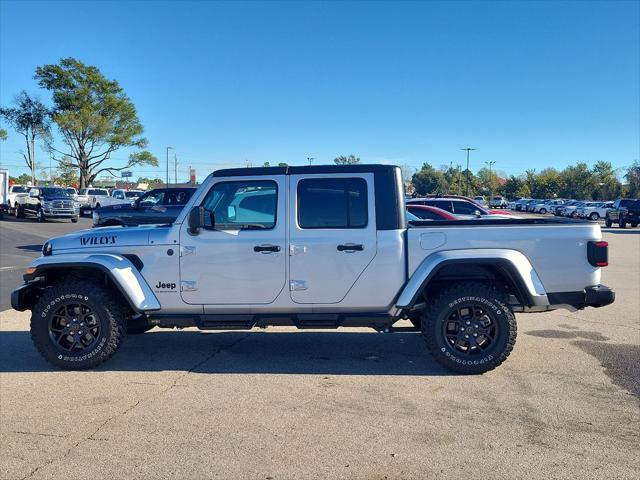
1 216 639 479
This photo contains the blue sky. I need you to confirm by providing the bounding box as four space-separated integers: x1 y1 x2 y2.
1 0 638 182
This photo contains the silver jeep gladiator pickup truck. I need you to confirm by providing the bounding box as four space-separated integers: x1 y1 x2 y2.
12 165 614 373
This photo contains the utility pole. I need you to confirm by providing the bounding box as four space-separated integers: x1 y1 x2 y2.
31 136 36 184
174 153 178 185
307 156 314 165
165 147 173 186
461 147 476 196
457 164 462 195
485 160 496 201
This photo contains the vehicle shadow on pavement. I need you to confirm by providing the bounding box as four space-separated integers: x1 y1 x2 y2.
0 330 455 376
15 244 43 252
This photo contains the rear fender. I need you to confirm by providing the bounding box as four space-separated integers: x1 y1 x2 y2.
395 249 549 309
20 254 160 312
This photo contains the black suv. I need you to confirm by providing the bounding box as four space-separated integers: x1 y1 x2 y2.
92 187 196 227
605 199 640 228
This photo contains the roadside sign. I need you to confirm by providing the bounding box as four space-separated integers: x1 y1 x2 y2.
121 171 133 178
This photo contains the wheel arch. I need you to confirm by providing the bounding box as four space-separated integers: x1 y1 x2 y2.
395 250 549 311
14 254 160 313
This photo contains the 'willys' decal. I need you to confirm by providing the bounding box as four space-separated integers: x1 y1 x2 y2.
80 235 117 246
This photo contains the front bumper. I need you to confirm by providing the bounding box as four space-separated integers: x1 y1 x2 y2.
42 209 79 218
547 284 615 309
11 282 41 311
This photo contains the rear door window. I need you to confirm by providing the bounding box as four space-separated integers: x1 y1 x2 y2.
297 178 367 228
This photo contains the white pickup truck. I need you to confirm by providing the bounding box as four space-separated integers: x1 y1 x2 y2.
6 184 31 213
90 189 144 209
76 188 109 215
12 165 614 373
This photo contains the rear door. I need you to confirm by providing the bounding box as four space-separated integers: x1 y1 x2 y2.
288 173 377 304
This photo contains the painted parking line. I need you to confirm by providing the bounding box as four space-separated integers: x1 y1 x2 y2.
0 266 21 271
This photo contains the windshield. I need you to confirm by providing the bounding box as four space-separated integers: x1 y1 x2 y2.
66 188 76 194
88 189 109 196
41 187 69 197
11 186 28 193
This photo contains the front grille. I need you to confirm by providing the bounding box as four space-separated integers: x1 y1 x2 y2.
51 200 74 209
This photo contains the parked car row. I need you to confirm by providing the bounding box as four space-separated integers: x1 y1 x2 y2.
508 196 640 228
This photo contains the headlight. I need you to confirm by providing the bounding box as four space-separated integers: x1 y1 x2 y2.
42 242 53 256
43 201 52 208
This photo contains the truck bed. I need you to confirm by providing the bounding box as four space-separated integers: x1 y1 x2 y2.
406 217 602 294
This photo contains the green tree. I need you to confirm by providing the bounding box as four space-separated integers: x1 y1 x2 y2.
136 177 164 187
625 161 640 198
591 161 621 200
277 162 288 167
559 163 595 199
412 163 449 195
9 173 33 185
55 156 79 186
0 91 52 183
334 155 360 165
532 168 563 198
0 128 7 141
35 57 157 187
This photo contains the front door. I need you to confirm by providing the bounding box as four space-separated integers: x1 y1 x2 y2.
179 177 286 305
288 173 377 304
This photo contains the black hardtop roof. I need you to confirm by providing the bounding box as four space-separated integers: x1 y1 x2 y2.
212 164 400 177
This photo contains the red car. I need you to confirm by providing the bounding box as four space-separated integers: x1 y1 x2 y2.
406 204 457 220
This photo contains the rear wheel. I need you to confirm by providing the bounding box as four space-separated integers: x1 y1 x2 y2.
589 212 599 221
422 282 517 374
30 279 127 369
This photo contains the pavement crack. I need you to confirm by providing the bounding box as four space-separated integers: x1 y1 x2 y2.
13 430 68 439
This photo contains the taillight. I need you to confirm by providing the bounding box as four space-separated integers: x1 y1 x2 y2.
587 241 608 267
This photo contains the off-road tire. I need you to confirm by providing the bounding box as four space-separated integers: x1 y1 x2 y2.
605 217 612 227
422 282 517 374
30 279 127 370
126 316 154 334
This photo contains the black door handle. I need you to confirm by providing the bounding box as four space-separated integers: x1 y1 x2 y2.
254 245 281 253
337 244 364 252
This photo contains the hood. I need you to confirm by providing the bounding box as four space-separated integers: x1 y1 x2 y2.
47 225 164 252
94 203 135 213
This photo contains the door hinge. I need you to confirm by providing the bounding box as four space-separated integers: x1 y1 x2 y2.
181 280 198 292
289 244 308 256
180 246 196 257
290 280 308 291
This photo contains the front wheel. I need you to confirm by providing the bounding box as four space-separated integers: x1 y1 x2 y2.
30 279 127 369
37 208 46 222
15 206 24 218
539 208 546 214
422 282 517 374
71 216 78 223
589 212 599 221
605 217 612 227
619 219 626 228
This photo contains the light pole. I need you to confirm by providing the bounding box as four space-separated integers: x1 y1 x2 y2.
485 160 496 202
174 153 178 185
166 147 173 186
461 147 476 196
307 156 315 165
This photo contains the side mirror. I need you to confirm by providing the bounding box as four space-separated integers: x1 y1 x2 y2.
474 210 482 217
188 206 204 234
